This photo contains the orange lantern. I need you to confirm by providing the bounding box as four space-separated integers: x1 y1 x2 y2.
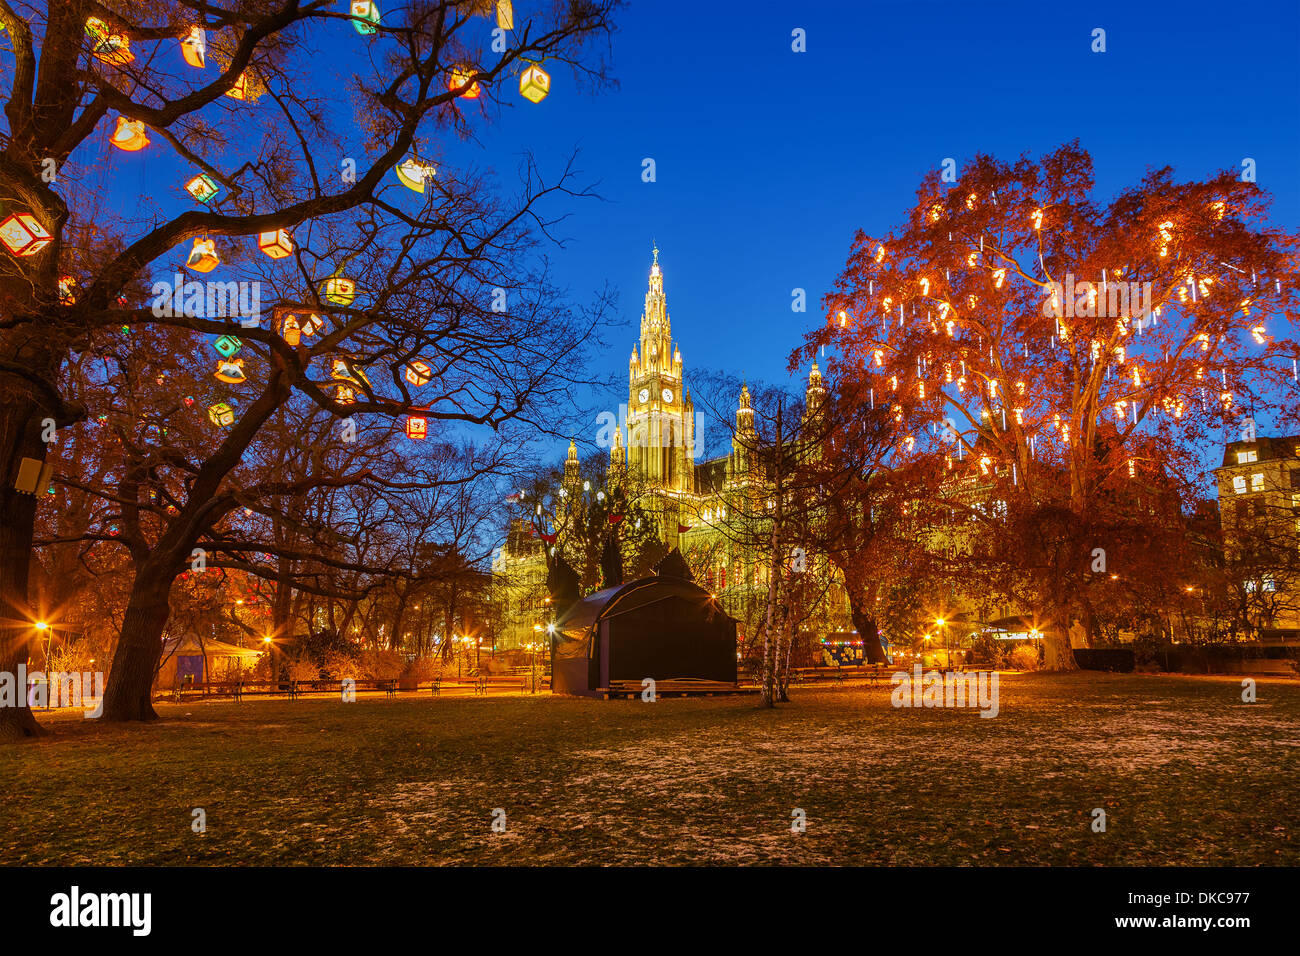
186 238 220 273
0 213 52 257
258 229 293 259
447 65 481 99
110 117 149 151
405 360 432 386
406 415 428 440
225 72 249 100
182 26 206 68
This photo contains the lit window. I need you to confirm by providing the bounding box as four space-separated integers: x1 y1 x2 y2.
1237 449 1258 464
1251 473 1265 492
1232 476 1246 494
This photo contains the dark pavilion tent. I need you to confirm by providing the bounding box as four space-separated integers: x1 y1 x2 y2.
551 551 739 697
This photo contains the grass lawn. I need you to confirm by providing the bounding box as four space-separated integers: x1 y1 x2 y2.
1 672 1297 865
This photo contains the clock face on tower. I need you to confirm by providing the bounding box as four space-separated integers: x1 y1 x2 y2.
661 388 673 403
638 388 650 404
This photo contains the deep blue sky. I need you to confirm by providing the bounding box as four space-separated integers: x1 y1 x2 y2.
470 0 1299 433
75 0 1300 457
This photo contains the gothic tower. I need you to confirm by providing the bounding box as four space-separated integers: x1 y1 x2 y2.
627 244 696 494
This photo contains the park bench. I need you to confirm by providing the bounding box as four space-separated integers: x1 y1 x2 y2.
601 678 757 700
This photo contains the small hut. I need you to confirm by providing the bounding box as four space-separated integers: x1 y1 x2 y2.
155 634 263 689
551 550 738 697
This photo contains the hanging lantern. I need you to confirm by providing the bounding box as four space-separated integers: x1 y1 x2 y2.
110 117 149 151
86 18 134 65
405 415 428 440
519 63 551 103
325 276 356 305
405 360 432 386
277 311 302 346
185 173 220 203
0 213 52 257
258 229 294 259
496 1 514 30
214 358 247 384
334 385 356 406
212 334 242 358
58 275 77 303
182 26 206 67
225 72 249 100
350 2 380 35
395 157 436 192
186 237 220 272
448 65 481 99
208 401 236 427
331 357 371 389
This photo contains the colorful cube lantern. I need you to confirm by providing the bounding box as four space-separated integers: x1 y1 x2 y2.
350 2 380 35
185 173 219 203
325 276 356 305
406 415 428 440
405 360 432 387
212 334 242 358
519 64 550 104
208 401 236 427
258 228 293 259
0 213 52 257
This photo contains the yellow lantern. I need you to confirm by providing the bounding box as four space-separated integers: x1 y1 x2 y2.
86 18 134 65
110 117 149 151
182 26 206 68
186 238 220 273
496 1 514 31
225 72 249 100
0 213 52 257
208 402 235 427
395 157 436 192
326 276 356 305
258 229 294 259
519 64 550 104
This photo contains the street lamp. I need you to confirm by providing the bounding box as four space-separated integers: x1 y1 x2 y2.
935 617 951 670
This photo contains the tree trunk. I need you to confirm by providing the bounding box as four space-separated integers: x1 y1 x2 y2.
1041 616 1079 671
0 398 48 740
101 572 175 721
849 601 888 665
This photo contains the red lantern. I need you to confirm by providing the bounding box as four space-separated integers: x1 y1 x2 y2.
405 415 427 440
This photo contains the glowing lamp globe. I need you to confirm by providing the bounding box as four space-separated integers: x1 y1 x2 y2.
325 276 356 305
406 415 428 440
395 157 436 192
208 401 235 427
186 238 220 272
448 66 481 99
519 64 550 104
182 26 206 68
258 229 294 259
405 360 432 387
110 117 149 151
350 2 381 35
0 213 52 257
185 173 220 203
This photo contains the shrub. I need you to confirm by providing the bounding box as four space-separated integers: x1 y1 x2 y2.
1072 648 1136 672
1007 644 1040 672
967 635 1006 669
286 659 320 682
357 649 405 680
404 657 441 681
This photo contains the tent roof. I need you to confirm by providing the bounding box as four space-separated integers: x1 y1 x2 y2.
164 635 263 657
556 574 735 640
